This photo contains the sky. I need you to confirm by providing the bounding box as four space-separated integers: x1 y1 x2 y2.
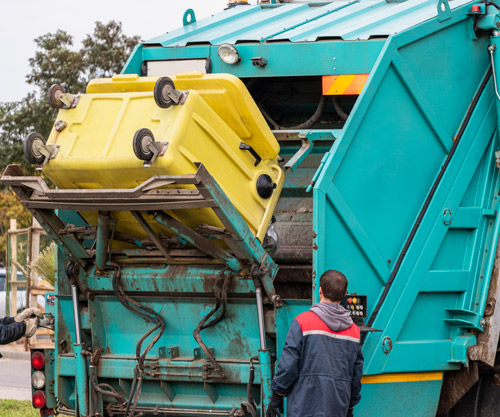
0 0 237 103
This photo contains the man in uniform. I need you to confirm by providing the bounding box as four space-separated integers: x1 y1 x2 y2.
267 270 363 417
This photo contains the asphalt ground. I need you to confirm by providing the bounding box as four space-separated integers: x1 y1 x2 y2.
0 347 31 400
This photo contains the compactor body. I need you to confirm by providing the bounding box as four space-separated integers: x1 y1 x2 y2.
5 0 500 416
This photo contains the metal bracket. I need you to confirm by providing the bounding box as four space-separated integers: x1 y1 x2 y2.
194 347 215 360
284 130 336 172
183 9 196 26
251 57 268 67
284 133 314 172
35 144 60 170
159 345 179 359
168 89 189 106
437 0 452 22
59 92 80 109
443 209 453 226
143 141 168 167
271 294 283 308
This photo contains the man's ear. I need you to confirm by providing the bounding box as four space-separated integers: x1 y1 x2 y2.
319 286 323 296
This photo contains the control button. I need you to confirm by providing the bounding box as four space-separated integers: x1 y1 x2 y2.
353 297 357 304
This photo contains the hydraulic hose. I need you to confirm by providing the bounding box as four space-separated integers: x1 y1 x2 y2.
110 264 165 417
260 95 327 130
192 271 232 376
332 96 349 121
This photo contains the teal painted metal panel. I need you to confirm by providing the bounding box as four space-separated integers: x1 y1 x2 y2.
124 41 384 78
314 0 499 382
144 0 473 45
357 378 443 416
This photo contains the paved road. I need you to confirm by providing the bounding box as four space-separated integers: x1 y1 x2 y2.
0 357 31 400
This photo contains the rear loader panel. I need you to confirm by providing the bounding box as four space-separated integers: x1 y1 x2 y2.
314 1 500 415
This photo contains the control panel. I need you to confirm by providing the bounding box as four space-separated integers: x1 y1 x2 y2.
341 294 367 319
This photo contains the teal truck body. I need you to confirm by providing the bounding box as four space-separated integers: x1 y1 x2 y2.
4 0 500 415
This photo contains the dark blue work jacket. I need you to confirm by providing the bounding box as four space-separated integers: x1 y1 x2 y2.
271 311 363 417
0 316 25 358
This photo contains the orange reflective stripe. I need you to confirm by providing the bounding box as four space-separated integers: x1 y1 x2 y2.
322 74 369 95
361 372 443 384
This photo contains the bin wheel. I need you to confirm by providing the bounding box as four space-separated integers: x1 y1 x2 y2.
24 132 46 164
133 128 156 161
154 77 176 109
48 84 65 109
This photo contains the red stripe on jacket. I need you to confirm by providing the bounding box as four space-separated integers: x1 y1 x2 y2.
295 311 360 339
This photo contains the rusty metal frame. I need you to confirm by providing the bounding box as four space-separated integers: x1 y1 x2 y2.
1 164 278 296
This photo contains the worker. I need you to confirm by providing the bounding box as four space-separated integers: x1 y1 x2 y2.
0 307 43 358
267 270 363 417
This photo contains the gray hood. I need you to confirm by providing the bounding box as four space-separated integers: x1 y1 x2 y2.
309 302 353 332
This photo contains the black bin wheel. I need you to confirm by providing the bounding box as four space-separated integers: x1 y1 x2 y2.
48 84 65 109
24 132 47 164
133 128 156 161
154 77 176 109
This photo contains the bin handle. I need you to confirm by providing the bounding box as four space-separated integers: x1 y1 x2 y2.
239 142 262 166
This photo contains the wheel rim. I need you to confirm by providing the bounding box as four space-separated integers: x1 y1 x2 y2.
54 89 63 105
141 135 154 154
32 138 44 158
161 84 173 104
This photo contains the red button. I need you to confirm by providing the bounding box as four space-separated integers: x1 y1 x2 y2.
471 5 481 12
348 298 352 303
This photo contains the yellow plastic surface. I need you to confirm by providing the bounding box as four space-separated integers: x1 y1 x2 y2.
43 73 284 242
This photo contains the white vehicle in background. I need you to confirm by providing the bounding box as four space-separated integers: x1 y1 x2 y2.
0 267 28 317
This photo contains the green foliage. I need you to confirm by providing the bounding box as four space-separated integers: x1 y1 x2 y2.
27 29 86 93
82 21 141 79
0 400 39 417
0 21 140 176
0 93 56 175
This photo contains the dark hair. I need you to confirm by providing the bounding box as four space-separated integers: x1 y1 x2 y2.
319 270 348 302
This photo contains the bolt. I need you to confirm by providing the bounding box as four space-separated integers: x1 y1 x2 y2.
480 318 486 327
497 22 500 28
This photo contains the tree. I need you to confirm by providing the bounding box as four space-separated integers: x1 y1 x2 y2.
0 21 140 176
26 30 86 94
0 21 140 262
82 21 141 79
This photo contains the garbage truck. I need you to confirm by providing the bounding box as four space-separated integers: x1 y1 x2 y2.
3 0 500 415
